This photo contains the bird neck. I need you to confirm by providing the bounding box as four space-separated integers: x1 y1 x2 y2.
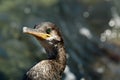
56 43 66 65
46 42 66 65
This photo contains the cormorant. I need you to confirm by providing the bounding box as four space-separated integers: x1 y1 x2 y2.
23 22 66 80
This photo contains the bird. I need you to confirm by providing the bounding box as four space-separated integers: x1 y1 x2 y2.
23 22 66 80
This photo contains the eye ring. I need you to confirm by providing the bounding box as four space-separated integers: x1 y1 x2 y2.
46 28 51 34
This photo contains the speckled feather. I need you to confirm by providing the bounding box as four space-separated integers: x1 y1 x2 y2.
26 44 66 80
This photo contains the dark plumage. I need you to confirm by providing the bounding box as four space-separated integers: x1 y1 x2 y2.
23 22 66 80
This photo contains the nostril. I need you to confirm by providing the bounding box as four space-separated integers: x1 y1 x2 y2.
34 24 37 29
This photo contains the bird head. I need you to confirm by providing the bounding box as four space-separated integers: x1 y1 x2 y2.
23 22 63 59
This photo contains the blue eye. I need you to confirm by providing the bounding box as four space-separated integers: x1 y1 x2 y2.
46 28 51 34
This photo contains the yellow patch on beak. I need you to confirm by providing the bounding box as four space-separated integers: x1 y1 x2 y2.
35 33 51 39
23 27 51 40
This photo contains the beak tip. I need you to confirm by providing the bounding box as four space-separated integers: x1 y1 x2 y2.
23 27 28 33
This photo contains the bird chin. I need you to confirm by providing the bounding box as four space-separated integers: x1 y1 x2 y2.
48 41 53 45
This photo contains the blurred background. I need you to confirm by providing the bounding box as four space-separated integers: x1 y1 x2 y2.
0 0 120 80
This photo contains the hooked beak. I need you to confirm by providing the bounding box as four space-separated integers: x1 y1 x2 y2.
23 27 51 40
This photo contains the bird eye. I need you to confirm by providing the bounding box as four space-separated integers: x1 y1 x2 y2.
46 28 51 34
